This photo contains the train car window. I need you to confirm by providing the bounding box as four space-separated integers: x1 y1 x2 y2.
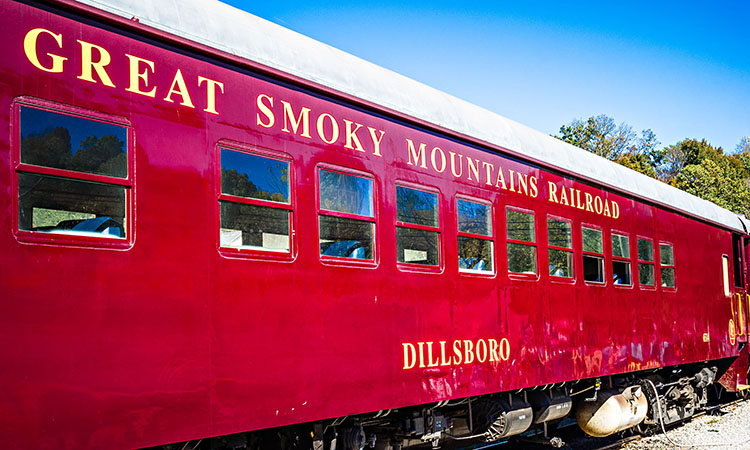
16 103 130 242
582 226 605 283
733 235 744 288
319 168 375 260
547 217 573 278
723 255 731 296
611 233 632 285
219 147 292 253
396 185 440 266
659 243 676 288
457 198 493 273
637 238 655 286
506 208 537 275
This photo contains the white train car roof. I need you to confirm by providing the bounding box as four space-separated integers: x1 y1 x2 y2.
75 0 747 233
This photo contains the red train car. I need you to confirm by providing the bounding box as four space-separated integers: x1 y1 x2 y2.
1 0 749 448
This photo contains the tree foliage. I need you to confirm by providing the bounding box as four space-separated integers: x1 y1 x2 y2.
556 115 750 217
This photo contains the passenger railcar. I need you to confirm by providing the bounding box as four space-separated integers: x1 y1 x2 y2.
1 0 749 448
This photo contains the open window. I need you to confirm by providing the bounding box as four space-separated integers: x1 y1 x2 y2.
219 146 292 255
396 184 440 267
582 226 605 283
611 232 632 286
547 216 573 279
457 197 493 273
318 167 375 261
14 99 132 247
506 207 537 276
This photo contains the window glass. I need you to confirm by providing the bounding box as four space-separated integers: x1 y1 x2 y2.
549 248 574 278
638 238 653 262
508 242 537 274
639 263 655 286
18 173 126 238
659 244 674 266
613 260 632 285
320 216 373 260
659 243 675 288
220 202 289 251
397 186 438 227
219 148 292 254
582 227 603 254
397 227 439 265
612 234 630 258
548 218 572 248
723 255 731 296
20 106 127 178
221 149 289 203
319 169 373 217
396 186 440 267
457 200 491 236
458 236 493 272
506 209 535 242
507 208 536 275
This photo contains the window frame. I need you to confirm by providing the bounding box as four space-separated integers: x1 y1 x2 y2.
637 236 656 289
316 164 378 267
659 241 676 291
581 224 606 285
611 231 633 288
546 214 575 283
216 142 295 261
12 97 134 249
505 205 538 280
456 195 495 276
395 181 443 273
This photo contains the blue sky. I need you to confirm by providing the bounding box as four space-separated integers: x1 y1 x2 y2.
224 0 749 153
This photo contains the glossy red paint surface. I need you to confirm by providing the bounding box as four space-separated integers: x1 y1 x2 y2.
0 2 746 449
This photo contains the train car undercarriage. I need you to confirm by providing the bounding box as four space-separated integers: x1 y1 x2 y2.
156 357 744 450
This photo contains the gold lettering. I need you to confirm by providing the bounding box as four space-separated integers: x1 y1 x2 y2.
559 187 569 206
463 339 475 364
426 341 440 367
402 343 416 369
575 189 584 209
467 158 480 182
508 169 516 192
406 139 427 168
256 94 275 128
452 340 463 365
368 127 385 157
431 147 447 173
500 338 511 361
489 339 499 362
417 342 426 368
343 120 365 151
594 196 604 215
197 76 224 115
439 341 452 366
24 28 66 73
125 54 156 98
603 201 612 217
612 201 620 219
495 168 507 189
77 40 115 87
316 113 339 144
163 69 194 107
529 176 539 198
517 172 529 196
482 161 494 186
585 192 594 212
476 339 487 363
449 151 464 178
548 181 559 203
281 101 312 138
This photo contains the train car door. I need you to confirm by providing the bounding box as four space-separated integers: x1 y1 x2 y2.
733 234 748 341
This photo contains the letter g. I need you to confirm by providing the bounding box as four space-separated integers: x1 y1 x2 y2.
24 28 67 73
